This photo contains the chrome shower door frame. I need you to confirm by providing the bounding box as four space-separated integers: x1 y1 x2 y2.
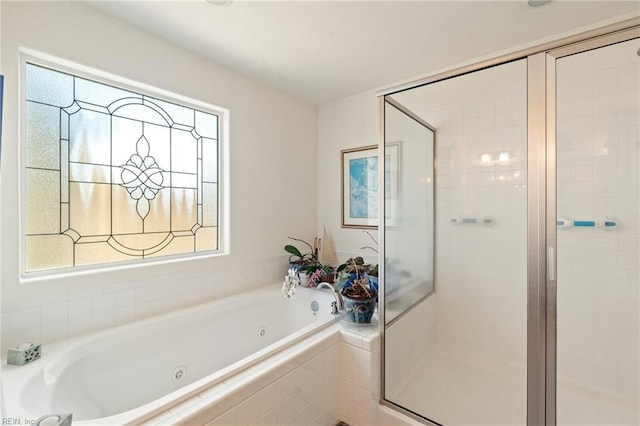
378 17 640 426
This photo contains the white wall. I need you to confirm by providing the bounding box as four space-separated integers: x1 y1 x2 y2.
317 90 379 265
0 1 317 349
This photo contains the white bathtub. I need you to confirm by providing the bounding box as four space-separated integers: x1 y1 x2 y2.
2 284 339 425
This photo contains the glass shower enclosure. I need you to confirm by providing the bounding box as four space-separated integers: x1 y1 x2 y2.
380 21 639 426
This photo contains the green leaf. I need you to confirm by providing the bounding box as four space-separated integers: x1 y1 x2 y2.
284 244 303 259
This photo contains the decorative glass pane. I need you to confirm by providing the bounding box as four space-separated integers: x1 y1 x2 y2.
196 227 217 252
171 128 198 173
202 183 218 227
202 138 218 182
26 235 74 271
26 102 60 169
142 122 171 169
75 242 136 266
195 111 218 139
69 182 111 236
171 188 198 231
111 116 144 167
69 109 111 164
151 97 194 128
112 104 170 127
26 63 74 107
75 76 139 107
69 163 111 184
146 236 194 258
111 186 142 235
24 62 222 273
26 169 60 234
139 190 170 234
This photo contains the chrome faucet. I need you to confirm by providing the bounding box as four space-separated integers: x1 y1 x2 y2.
316 282 344 314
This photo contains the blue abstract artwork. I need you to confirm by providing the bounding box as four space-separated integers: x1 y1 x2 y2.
349 156 378 219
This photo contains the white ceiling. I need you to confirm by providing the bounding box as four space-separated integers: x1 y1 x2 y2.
88 0 639 104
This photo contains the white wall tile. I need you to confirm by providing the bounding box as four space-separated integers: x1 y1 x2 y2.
41 321 68 344
2 312 11 335
68 296 94 319
68 314 92 338
115 289 135 308
115 305 135 326
135 285 155 305
68 286 103 300
10 306 41 331
41 301 68 324
93 310 116 332
209 408 237 426
235 392 261 425
135 301 155 321
556 57 639 404
93 293 115 313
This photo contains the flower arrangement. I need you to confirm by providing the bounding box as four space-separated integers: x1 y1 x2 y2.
284 236 335 286
281 268 299 299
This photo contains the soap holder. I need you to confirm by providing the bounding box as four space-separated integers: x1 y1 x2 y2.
7 342 41 366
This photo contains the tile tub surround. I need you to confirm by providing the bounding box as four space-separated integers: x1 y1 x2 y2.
142 325 380 426
1 256 288 351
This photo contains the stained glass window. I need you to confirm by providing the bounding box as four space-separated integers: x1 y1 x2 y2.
24 62 222 273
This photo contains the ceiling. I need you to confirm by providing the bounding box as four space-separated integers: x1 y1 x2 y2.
87 0 639 105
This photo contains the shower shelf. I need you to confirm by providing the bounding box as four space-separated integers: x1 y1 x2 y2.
556 218 617 229
450 216 495 226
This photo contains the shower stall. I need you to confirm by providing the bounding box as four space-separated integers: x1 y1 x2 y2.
379 20 639 426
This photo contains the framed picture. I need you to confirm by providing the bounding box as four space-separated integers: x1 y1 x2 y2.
341 144 401 229
341 145 378 228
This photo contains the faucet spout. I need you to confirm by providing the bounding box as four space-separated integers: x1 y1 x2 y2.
316 282 344 313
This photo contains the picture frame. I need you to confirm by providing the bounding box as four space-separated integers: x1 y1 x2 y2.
341 145 379 229
341 143 401 229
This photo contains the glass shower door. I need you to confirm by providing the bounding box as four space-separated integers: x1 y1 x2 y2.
383 59 529 425
554 37 639 426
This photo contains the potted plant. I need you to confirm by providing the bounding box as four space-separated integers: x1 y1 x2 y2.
367 263 379 293
284 237 334 286
360 230 379 292
338 257 377 324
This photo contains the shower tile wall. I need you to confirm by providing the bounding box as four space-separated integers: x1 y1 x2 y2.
1 257 287 350
556 57 639 399
431 84 528 366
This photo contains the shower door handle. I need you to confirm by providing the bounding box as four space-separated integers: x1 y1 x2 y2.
547 246 555 282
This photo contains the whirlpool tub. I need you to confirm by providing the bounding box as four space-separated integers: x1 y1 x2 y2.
2 284 340 425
